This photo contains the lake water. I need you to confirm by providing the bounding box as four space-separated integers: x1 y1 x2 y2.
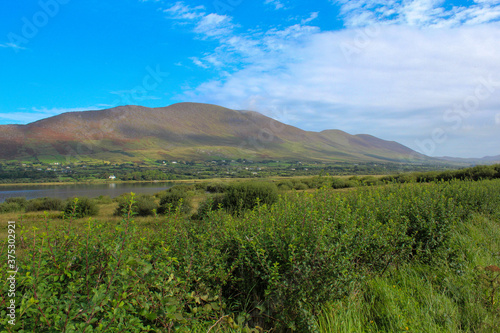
0 182 179 203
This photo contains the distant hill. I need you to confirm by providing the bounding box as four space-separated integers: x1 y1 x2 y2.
437 155 500 165
0 102 430 163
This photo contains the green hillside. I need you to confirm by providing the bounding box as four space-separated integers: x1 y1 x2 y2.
0 102 430 164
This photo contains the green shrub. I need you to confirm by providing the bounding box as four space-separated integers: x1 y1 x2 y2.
221 181 278 214
293 182 309 190
64 197 99 218
155 184 196 199
360 176 382 186
301 176 331 189
5 196 27 208
0 202 23 213
191 194 224 220
114 194 158 217
6 179 499 332
94 195 113 204
157 189 192 214
381 164 500 185
205 182 229 193
277 180 293 191
331 177 354 189
25 197 65 212
194 182 208 191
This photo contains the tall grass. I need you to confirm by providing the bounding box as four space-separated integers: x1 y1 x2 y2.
316 210 500 333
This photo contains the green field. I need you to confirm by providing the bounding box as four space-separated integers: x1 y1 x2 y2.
1 168 499 332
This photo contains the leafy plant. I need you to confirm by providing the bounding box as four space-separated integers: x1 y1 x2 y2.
64 197 99 218
114 193 158 217
25 197 65 212
157 188 192 214
221 181 278 214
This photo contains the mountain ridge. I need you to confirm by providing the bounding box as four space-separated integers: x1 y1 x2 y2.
0 102 430 163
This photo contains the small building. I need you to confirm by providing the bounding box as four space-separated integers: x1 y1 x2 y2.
109 175 116 180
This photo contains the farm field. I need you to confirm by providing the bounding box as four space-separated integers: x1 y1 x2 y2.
1 166 499 332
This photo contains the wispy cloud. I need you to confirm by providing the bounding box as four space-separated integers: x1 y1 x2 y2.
301 12 319 25
190 56 209 68
194 13 235 37
164 1 234 37
163 1 317 70
264 0 288 10
156 0 500 157
334 0 500 28
164 2 206 20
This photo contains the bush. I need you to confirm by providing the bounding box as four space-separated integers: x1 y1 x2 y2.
64 197 99 218
114 194 158 217
157 189 192 214
192 194 224 220
205 182 229 193
293 182 309 190
301 176 331 189
0 202 24 213
4 179 500 332
26 197 65 212
221 181 278 214
276 180 293 191
360 176 382 186
94 195 113 204
155 184 196 199
5 197 27 208
331 178 355 189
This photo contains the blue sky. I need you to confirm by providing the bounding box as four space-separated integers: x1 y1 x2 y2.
1 0 500 158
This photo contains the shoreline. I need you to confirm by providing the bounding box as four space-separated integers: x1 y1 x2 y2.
0 174 385 187
0 179 205 187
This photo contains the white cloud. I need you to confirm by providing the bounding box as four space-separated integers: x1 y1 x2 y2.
185 23 500 157
164 2 205 20
158 0 500 157
194 13 234 37
335 0 500 28
301 12 319 25
264 0 287 10
190 56 209 68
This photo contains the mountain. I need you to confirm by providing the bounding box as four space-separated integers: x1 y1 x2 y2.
437 155 500 165
0 102 429 163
